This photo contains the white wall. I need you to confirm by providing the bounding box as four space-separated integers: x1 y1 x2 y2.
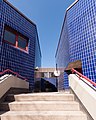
0 75 29 98
69 74 96 120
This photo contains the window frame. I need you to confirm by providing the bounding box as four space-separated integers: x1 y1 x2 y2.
3 25 29 52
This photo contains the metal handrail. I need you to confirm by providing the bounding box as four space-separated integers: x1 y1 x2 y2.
0 69 27 81
71 68 96 87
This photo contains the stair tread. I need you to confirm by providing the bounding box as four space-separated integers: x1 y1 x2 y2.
1 111 86 116
2 101 78 104
8 93 73 97
6 93 74 102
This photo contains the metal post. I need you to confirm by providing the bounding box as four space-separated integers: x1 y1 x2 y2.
56 76 58 91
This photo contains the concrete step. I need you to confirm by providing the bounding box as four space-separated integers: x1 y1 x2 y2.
0 101 80 111
7 93 74 101
0 111 87 120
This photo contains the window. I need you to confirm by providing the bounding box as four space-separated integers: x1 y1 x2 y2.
3 26 29 52
4 30 16 45
41 72 44 77
18 36 28 50
49 72 54 77
44 72 48 78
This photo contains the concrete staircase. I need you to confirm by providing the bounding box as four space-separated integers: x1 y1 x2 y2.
0 91 87 120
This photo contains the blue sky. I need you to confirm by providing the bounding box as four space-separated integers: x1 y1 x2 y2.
8 0 75 68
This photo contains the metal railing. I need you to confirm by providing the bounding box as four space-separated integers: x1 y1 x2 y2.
0 69 27 81
71 68 96 87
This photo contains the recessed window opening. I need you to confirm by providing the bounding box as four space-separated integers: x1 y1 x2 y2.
3 25 29 52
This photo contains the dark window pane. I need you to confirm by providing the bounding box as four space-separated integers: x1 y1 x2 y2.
4 30 16 44
41 73 44 77
18 36 28 49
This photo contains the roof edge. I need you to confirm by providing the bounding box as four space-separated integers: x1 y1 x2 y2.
55 0 79 58
3 0 36 26
67 0 79 11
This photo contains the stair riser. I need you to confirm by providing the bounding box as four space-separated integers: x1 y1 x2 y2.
1 115 87 120
0 103 80 111
14 96 74 101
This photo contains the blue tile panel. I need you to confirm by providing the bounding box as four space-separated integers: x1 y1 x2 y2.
0 1 41 90
56 16 70 90
56 0 96 89
35 31 42 68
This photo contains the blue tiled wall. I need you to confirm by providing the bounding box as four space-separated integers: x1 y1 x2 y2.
56 0 96 89
56 15 70 90
0 0 41 90
35 31 42 68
